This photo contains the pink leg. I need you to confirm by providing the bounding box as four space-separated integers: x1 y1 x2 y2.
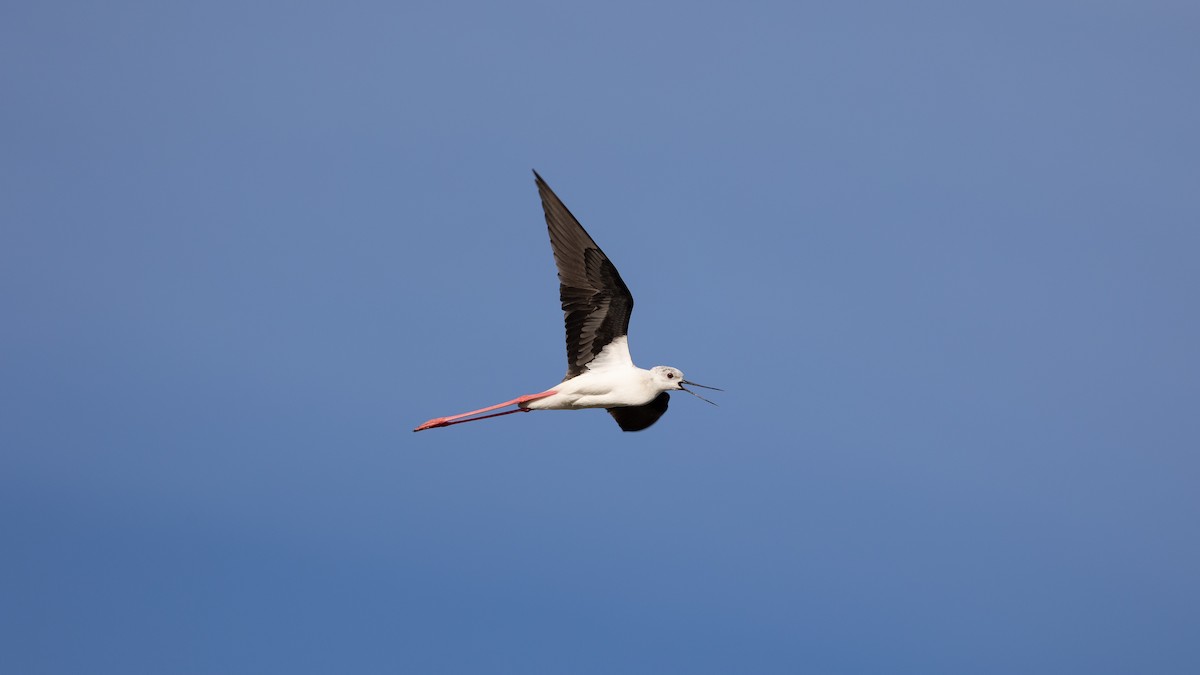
413 391 556 432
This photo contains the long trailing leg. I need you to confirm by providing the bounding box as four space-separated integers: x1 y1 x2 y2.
413 391 556 432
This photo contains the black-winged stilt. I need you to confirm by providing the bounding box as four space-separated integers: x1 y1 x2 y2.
414 171 719 433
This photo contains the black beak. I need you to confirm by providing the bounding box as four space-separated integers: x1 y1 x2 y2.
680 380 721 406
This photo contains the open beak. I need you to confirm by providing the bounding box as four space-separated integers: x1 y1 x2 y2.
680 380 722 406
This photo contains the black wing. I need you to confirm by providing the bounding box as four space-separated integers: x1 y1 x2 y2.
607 392 670 432
534 171 634 380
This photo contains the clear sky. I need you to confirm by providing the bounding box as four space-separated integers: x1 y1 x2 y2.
3 1 1198 673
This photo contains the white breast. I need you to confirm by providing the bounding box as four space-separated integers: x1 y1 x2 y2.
525 364 658 410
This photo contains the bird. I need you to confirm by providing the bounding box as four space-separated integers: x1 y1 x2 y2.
414 171 719 433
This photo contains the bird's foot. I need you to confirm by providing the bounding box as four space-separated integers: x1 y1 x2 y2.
413 417 450 432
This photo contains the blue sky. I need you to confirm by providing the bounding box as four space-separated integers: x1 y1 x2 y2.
3 1 1198 673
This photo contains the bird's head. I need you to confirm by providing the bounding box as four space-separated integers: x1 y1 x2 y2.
650 366 722 405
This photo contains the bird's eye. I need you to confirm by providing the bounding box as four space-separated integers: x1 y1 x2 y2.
666 372 674 379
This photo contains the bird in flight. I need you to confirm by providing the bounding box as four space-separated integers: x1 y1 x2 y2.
414 171 719 433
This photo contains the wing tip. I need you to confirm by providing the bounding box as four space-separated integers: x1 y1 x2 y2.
533 169 558 206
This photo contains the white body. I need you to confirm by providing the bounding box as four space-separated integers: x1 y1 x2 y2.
524 366 660 410
521 336 678 410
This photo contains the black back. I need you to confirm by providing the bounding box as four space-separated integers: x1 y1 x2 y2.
607 392 670 432
534 171 635 380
